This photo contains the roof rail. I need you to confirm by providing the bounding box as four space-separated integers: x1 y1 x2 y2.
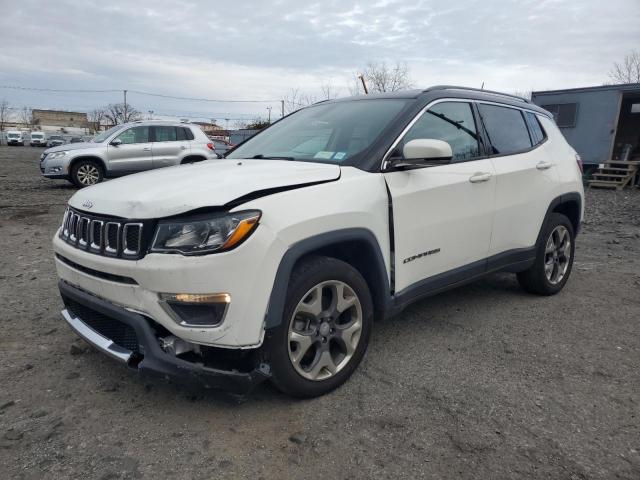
424 85 530 103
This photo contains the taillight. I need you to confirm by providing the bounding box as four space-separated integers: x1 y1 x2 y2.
575 153 583 173
207 143 215 151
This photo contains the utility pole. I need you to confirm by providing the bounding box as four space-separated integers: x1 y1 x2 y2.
123 89 128 121
358 74 368 94
267 106 272 124
281 99 285 117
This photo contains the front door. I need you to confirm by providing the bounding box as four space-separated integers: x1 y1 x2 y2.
151 126 191 168
106 126 153 173
383 100 496 293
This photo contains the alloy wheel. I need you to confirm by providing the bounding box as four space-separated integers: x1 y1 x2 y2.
544 225 571 284
77 164 100 186
288 280 363 381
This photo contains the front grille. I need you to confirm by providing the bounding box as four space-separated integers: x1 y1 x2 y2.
64 298 140 354
60 207 149 260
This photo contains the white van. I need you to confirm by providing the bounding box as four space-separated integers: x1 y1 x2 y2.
6 131 24 146
30 131 46 147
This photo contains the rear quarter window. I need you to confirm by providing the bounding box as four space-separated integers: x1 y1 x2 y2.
478 104 532 155
525 112 547 145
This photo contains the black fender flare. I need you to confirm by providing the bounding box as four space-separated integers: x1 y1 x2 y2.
536 192 582 247
263 228 391 330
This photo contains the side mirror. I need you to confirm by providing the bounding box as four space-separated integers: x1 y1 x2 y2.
110 138 122 146
392 139 453 169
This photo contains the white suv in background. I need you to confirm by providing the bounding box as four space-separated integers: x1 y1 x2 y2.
40 121 217 187
53 86 584 398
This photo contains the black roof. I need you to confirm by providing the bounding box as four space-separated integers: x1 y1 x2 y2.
326 85 549 116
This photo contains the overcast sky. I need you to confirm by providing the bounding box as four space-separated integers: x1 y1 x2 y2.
1 0 638 123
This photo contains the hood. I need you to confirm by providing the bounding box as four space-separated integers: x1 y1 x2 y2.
68 159 341 218
45 142 101 153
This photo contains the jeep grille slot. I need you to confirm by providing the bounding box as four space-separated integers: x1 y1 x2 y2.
59 207 148 260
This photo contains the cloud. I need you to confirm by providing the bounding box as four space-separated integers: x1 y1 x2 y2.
0 0 638 119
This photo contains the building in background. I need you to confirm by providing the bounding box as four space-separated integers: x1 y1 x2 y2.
532 83 640 165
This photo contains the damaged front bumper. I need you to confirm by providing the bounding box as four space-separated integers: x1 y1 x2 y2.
59 280 270 396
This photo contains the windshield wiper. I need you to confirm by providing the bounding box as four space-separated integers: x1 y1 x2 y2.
251 154 296 160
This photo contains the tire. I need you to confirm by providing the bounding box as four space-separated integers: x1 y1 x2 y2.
266 255 373 398
71 159 104 188
517 213 575 295
181 156 206 164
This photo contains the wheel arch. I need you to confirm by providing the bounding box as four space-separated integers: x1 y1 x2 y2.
536 192 582 247
264 228 391 330
69 155 106 174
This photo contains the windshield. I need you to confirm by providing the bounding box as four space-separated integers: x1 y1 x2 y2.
32 133 44 138
93 125 123 143
227 99 408 166
49 135 63 140
8 133 19 138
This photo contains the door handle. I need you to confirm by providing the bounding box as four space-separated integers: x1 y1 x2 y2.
536 161 553 170
142 147 151 151
469 172 492 183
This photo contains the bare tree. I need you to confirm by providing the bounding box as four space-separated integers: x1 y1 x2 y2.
0 100 9 144
361 61 413 93
88 108 107 132
283 88 317 114
320 82 339 100
104 103 141 125
19 107 33 128
608 50 640 84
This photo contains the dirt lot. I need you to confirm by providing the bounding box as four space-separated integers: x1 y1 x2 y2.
1 145 639 480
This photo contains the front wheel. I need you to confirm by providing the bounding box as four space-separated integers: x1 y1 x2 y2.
71 160 104 188
266 256 373 398
517 213 575 295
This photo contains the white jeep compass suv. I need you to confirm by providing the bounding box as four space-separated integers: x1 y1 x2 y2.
53 86 584 398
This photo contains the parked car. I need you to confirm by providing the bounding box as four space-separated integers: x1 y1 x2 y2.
47 135 65 148
208 138 234 157
29 132 47 147
69 136 84 144
53 86 584 398
40 121 217 187
6 130 24 146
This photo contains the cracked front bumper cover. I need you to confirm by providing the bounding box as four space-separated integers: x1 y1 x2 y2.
58 280 270 395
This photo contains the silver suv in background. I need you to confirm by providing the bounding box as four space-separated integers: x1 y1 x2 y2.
40 121 217 187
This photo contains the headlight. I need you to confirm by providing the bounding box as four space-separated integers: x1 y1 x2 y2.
47 151 68 159
150 210 261 255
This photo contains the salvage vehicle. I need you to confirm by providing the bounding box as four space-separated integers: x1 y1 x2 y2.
30 131 47 147
53 86 584 398
40 121 216 187
6 130 24 146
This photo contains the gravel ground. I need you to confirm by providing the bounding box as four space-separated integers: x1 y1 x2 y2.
1 145 639 480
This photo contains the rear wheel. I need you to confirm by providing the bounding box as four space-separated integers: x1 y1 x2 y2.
71 160 104 188
267 256 373 398
517 213 575 295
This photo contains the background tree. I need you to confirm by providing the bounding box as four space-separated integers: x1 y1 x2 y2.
0 100 9 144
361 61 413 93
88 108 106 132
19 107 33 128
283 88 317 114
104 103 141 125
608 50 640 84
244 118 270 130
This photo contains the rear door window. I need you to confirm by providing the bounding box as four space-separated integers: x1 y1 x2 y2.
478 104 532 155
176 127 192 141
153 126 177 142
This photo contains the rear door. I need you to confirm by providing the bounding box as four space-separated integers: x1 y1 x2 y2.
106 126 153 173
151 126 190 168
384 100 496 293
478 103 559 257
